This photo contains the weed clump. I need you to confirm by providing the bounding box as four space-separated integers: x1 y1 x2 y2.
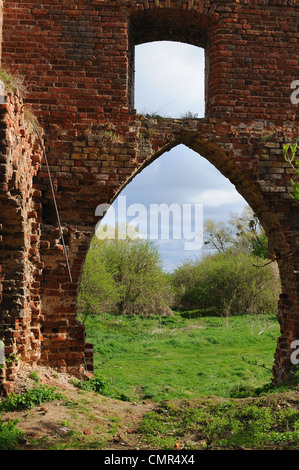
0 68 26 96
0 385 65 412
70 375 130 402
0 420 24 450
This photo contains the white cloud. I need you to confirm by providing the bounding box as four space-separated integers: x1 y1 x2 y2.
195 190 245 208
135 42 205 118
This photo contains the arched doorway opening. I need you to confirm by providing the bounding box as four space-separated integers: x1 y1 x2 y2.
78 142 282 400
95 144 248 272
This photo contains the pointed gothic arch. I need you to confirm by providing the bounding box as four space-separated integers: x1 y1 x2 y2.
0 0 298 393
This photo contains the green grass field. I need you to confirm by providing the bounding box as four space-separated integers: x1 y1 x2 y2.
85 312 281 402
3 311 299 451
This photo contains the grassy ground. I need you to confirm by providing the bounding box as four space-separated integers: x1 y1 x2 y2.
85 312 280 402
135 395 299 450
1 312 299 450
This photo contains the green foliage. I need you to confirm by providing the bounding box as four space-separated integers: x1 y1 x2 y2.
171 251 280 316
0 385 64 412
29 371 40 383
283 142 299 200
137 399 299 449
204 218 235 254
70 374 130 402
0 419 24 450
78 237 120 320
252 232 269 259
79 228 173 318
204 206 268 256
71 375 110 394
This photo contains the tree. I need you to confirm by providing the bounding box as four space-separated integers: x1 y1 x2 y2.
78 227 173 318
203 218 235 254
78 236 120 322
204 206 268 258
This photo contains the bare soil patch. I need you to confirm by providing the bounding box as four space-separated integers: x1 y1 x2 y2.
1 363 155 450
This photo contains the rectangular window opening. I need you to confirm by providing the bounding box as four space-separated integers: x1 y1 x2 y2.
133 41 206 120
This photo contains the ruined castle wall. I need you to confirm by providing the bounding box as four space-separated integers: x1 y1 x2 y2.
0 0 298 388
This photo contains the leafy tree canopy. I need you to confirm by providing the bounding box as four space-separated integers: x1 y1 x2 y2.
204 206 268 259
78 225 173 320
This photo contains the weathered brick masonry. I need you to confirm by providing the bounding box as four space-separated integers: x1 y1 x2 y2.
0 91 44 394
0 0 298 393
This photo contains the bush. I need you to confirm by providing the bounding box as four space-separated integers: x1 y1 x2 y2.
79 231 174 318
171 252 281 318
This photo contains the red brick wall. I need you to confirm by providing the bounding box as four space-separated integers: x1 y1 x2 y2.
0 91 44 394
0 0 298 388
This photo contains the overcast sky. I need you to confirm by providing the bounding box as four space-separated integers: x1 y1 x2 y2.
98 41 247 272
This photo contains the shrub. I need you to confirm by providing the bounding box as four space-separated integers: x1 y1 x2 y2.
171 252 281 318
79 231 174 318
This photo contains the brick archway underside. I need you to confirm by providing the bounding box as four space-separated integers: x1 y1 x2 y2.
0 0 298 394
